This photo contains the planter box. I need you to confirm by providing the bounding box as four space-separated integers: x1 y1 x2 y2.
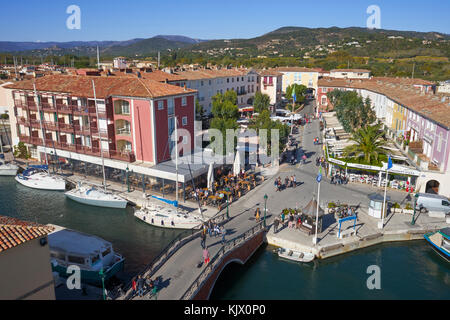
393 208 403 214
403 209 414 215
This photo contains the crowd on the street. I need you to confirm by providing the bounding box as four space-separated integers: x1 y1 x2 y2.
274 175 298 192
131 274 161 299
271 210 314 235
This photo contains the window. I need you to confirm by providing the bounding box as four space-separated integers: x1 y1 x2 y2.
201 81 204 86
437 132 443 152
102 247 111 257
158 100 164 110
182 116 187 126
167 99 174 116
442 200 450 207
68 255 85 265
181 97 187 106
91 254 100 265
183 136 188 145
51 251 66 261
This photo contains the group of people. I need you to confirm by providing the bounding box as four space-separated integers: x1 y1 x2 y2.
131 275 158 298
272 212 310 234
313 137 320 145
274 175 297 192
315 157 326 167
200 220 227 249
330 174 348 185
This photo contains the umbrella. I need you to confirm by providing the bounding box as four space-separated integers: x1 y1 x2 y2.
207 162 215 191
233 151 242 176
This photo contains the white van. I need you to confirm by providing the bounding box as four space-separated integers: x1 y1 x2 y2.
416 193 450 214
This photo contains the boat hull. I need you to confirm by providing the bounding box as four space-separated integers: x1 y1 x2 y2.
15 174 66 191
134 210 203 230
51 258 125 286
65 191 128 209
276 248 315 263
0 168 18 176
424 233 450 263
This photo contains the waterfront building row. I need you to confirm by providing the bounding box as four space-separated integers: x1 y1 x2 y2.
316 77 450 197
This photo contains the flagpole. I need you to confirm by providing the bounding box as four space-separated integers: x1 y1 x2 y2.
380 155 392 229
313 167 322 245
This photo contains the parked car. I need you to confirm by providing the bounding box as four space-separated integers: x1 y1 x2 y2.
415 193 450 214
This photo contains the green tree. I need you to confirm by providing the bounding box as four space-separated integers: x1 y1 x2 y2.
327 90 376 133
343 123 387 165
250 109 290 155
13 142 31 159
253 92 271 114
210 91 239 155
285 84 307 106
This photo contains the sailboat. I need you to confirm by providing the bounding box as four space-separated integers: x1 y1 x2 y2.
0 119 18 176
64 80 128 209
134 117 205 229
15 83 66 191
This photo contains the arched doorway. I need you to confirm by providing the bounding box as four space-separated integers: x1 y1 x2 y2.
425 180 440 194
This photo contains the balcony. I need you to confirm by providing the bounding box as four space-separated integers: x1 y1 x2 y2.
17 135 136 163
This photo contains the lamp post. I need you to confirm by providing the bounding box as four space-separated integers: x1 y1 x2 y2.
264 194 268 228
411 193 419 225
225 187 230 219
126 166 130 193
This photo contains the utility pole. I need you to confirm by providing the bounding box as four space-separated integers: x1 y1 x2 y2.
158 51 160 69
412 62 415 79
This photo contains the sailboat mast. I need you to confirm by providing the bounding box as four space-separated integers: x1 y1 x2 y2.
91 80 107 191
33 83 49 170
175 116 179 207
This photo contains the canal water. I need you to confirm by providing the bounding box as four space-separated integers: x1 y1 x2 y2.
1 177 448 299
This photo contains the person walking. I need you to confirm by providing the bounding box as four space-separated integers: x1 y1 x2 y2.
132 277 137 295
255 208 261 222
273 217 280 234
200 228 206 249
293 175 297 188
137 275 144 298
203 247 210 265
281 212 286 227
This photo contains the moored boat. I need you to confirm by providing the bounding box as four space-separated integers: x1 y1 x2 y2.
15 165 66 191
134 203 204 230
47 224 125 286
0 161 18 176
275 247 315 263
424 228 450 262
65 183 128 209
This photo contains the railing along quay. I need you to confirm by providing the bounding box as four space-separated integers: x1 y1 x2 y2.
115 210 231 300
180 222 266 300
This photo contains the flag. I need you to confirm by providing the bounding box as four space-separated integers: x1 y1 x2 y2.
316 167 322 183
387 156 393 170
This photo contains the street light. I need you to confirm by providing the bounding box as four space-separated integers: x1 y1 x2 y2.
225 187 230 219
411 193 419 225
264 194 268 228
126 166 130 193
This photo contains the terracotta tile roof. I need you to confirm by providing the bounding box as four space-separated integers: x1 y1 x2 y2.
5 75 196 99
258 70 283 77
105 69 186 82
174 68 250 80
0 216 54 253
274 67 320 73
318 77 450 129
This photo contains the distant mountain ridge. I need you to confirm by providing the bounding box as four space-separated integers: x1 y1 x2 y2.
1 27 449 58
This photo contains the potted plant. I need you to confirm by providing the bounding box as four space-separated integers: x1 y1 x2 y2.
392 202 402 214
403 203 414 215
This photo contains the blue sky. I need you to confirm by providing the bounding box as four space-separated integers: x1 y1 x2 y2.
1 0 449 42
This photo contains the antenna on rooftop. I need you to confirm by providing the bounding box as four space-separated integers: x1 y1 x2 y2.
158 51 160 69
97 46 100 70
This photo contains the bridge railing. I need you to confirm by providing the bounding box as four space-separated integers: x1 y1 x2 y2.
115 210 231 300
180 222 266 300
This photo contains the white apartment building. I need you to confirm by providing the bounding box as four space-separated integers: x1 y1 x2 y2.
113 57 127 69
330 69 372 79
175 69 259 115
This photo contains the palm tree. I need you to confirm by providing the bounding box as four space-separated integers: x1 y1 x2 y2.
344 124 387 165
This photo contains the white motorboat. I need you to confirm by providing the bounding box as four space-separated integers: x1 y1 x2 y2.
47 224 125 286
0 161 18 176
275 247 315 263
65 183 128 209
15 166 66 191
134 202 204 230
